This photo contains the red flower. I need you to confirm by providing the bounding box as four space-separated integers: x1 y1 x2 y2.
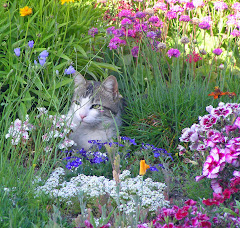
223 189 231 199
186 51 202 63
175 208 189 220
184 199 197 206
202 198 219 206
199 221 212 228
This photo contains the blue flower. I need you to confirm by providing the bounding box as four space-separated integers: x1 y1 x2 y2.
64 66 75 75
39 50 49 58
66 157 82 169
154 152 160 157
38 56 46 66
150 166 159 172
14 48 20 57
28 40 34 48
121 136 137 145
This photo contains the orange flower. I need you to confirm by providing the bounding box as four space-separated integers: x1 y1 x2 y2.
208 86 236 99
139 160 150 176
20 6 32 17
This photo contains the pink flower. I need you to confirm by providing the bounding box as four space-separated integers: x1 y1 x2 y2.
234 117 240 128
175 208 189 220
231 29 240 37
199 21 210 30
131 46 139 57
166 11 177 20
179 15 191 22
148 16 159 23
167 48 181 58
121 18 132 26
118 9 132 18
184 199 197 206
186 51 202 63
202 198 219 206
212 48 223 56
211 179 223 193
193 0 204 8
153 2 167 11
199 115 217 128
170 5 184 13
199 221 212 228
232 2 240 11
214 1 228 11
202 150 224 179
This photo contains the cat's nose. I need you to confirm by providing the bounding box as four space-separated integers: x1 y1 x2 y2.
80 114 86 120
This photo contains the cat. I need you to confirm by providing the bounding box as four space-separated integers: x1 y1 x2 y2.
67 72 123 150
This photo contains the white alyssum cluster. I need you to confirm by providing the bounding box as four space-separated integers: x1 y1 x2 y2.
35 168 169 215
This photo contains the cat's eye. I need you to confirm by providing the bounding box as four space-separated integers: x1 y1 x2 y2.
74 100 81 106
91 104 101 109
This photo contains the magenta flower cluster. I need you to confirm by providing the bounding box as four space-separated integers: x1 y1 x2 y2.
167 48 181 58
179 102 240 194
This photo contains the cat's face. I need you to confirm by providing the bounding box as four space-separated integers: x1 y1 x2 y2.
69 73 121 126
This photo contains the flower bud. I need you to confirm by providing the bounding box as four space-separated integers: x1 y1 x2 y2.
199 49 207 55
144 8 154 16
191 17 199 25
219 64 224 70
192 39 197 44
181 36 190 44
157 42 166 49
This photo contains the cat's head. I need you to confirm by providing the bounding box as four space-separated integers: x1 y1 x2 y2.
69 73 122 126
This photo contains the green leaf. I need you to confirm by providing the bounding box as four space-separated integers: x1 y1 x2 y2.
223 208 239 217
18 102 27 120
48 78 73 90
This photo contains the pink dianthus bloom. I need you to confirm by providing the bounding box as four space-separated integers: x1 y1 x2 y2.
167 48 181 58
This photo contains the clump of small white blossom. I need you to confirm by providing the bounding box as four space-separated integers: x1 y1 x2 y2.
35 168 169 215
5 108 76 152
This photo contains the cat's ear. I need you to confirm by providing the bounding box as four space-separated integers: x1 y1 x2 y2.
74 72 86 87
102 76 119 99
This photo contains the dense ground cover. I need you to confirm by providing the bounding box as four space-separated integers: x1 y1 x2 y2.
0 0 240 227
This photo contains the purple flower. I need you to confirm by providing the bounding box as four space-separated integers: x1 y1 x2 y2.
39 50 49 58
167 48 181 58
14 48 20 57
232 2 240 11
179 15 191 22
231 29 240 37
147 31 157 39
212 48 223 56
199 21 210 30
131 46 139 57
186 2 195 10
135 11 146 18
108 37 126 50
126 29 136 37
166 11 177 20
113 28 125 37
121 136 137 145
28 40 34 48
118 9 132 18
64 66 75 74
135 23 148 32
121 18 132 26
148 16 159 23
88 27 98 37
106 26 115 34
214 1 228 11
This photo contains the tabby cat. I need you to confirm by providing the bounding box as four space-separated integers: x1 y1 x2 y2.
67 73 123 150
